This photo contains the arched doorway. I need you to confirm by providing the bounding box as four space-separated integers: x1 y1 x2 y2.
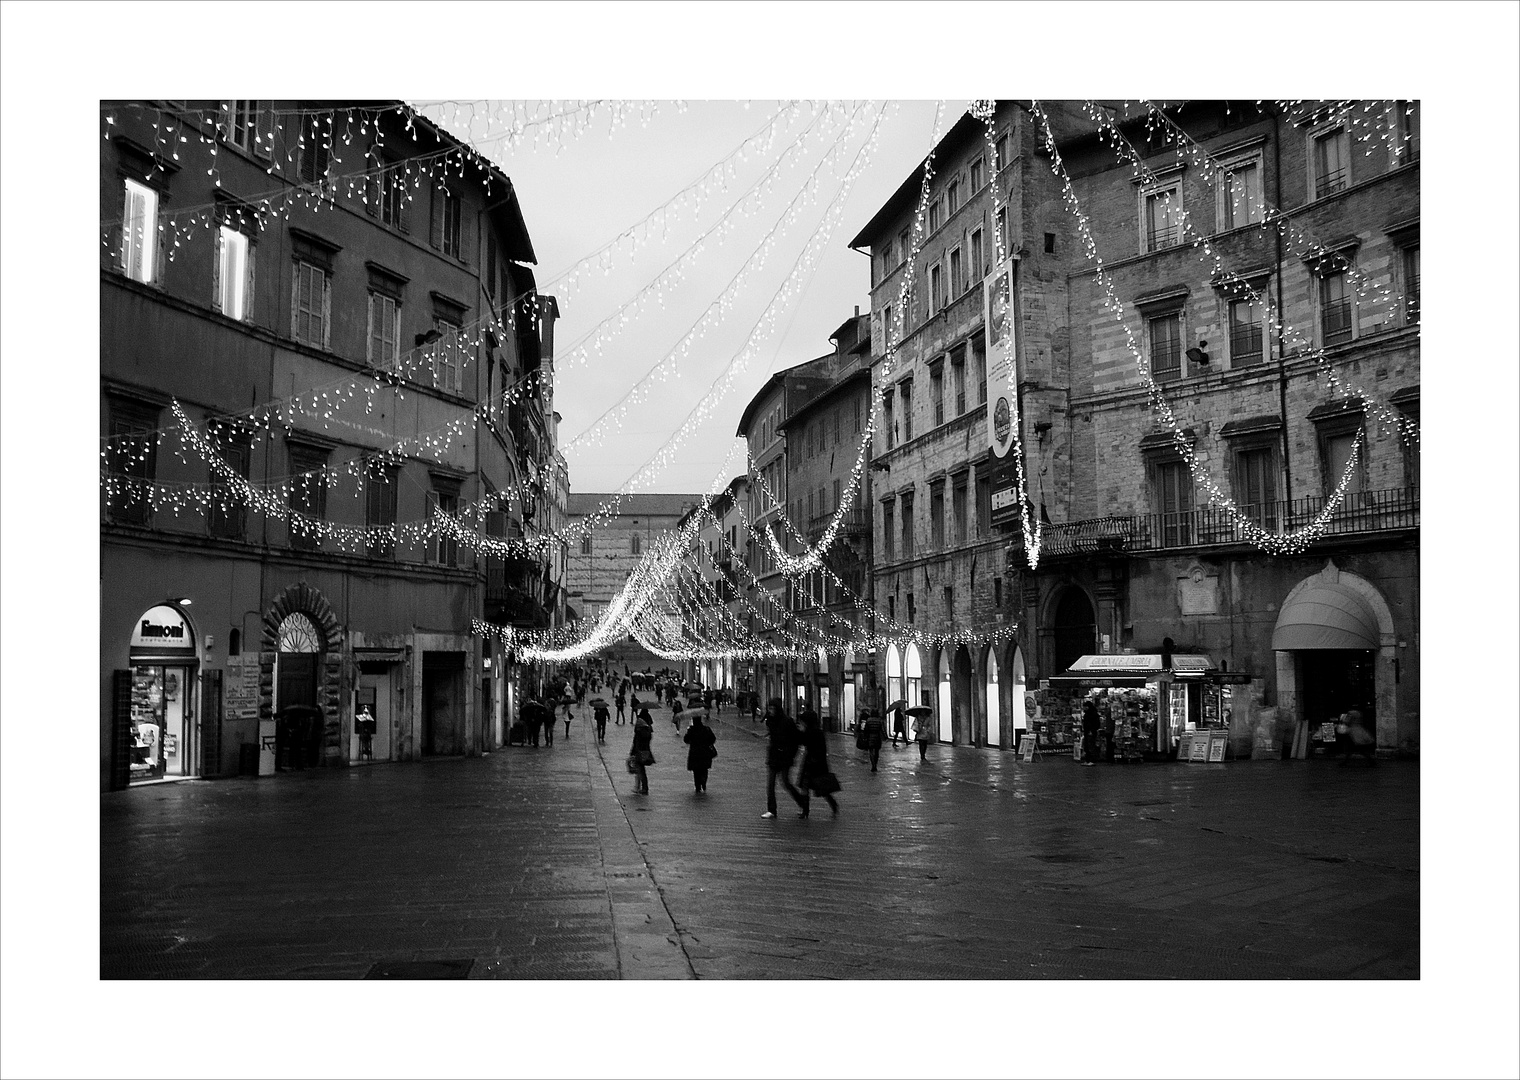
936 649 952 742
1053 587 1097 673
886 644 903 708
986 649 1001 749
1272 562 1396 750
952 645 973 745
904 643 924 710
1009 644 1028 747
816 647 831 719
275 612 322 771
259 583 344 775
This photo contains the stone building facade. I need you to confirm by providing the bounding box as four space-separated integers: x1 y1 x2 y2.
1008 99 1421 758
564 492 700 671
101 100 561 791
775 313 876 728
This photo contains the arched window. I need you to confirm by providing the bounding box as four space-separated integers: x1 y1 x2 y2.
886 643 903 708
228 628 242 657
937 649 952 740
904 643 923 709
986 651 1001 747
580 535 592 555
277 612 321 653
630 533 641 555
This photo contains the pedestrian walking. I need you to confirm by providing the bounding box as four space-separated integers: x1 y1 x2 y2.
891 705 908 748
857 710 885 772
631 692 642 718
670 697 684 733
1338 708 1377 765
796 710 840 817
629 709 655 794
615 690 627 725
913 712 934 761
543 702 556 746
760 697 805 819
1080 698 1100 767
684 714 717 794
523 698 547 748
593 701 610 743
563 703 575 740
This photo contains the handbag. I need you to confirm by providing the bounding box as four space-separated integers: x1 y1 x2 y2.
707 744 717 760
812 771 841 796
626 754 639 774
638 749 656 766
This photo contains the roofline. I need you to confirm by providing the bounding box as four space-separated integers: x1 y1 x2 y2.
778 368 871 432
847 108 988 249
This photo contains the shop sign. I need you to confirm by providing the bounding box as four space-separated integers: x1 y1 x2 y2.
224 656 261 721
130 605 195 653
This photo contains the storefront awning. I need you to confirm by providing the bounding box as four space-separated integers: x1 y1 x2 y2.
1271 583 1379 650
1048 654 1215 685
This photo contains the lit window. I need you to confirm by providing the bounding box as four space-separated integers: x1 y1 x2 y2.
215 226 251 320
121 179 157 284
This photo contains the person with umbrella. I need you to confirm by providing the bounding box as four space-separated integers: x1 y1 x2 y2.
629 707 655 794
909 704 935 761
591 697 610 743
522 696 548 748
889 700 909 748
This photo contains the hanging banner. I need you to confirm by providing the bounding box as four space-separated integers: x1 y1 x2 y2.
983 258 1018 460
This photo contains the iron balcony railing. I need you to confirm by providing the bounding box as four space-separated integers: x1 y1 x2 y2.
1150 337 1182 382
1018 486 1418 558
1229 323 1264 366
1315 167 1348 199
1321 297 1354 346
808 506 870 539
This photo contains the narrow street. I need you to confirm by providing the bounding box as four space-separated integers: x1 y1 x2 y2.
101 704 1418 981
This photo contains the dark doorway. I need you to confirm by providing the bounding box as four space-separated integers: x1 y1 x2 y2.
1299 649 1376 729
1053 588 1097 673
422 652 466 756
276 653 319 769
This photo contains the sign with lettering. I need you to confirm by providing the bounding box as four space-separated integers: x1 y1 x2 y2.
983 259 1018 460
224 656 261 721
1020 732 1038 762
130 605 196 655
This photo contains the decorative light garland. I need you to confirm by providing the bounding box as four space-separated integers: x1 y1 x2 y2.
1028 101 1369 557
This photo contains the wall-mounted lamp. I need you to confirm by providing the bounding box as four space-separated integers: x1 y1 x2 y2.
415 329 443 348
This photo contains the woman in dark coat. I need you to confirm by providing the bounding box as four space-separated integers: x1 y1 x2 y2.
630 710 654 794
683 714 717 793
859 710 886 772
796 709 839 817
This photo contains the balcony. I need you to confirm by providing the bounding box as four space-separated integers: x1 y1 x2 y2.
485 554 548 627
808 506 870 541
1016 487 1418 560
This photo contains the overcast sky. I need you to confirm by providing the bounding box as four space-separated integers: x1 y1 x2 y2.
425 99 962 496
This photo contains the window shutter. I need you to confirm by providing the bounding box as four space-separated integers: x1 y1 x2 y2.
210 228 223 312
111 670 134 790
154 207 167 286
430 182 444 248
397 170 410 233
426 490 439 562
365 294 375 364
365 153 379 217
255 103 273 157
244 242 256 323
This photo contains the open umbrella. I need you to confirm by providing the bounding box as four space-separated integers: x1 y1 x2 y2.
888 699 909 711
560 696 576 706
589 697 608 707
906 705 934 718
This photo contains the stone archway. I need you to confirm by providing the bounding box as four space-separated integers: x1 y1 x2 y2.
952 645 974 746
1048 585 1097 674
1273 561 1398 750
259 582 345 765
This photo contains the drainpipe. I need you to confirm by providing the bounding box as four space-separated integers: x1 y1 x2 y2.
1273 108 1293 509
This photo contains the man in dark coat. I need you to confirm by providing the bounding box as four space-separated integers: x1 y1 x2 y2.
523 698 547 748
761 697 805 819
683 715 717 793
796 709 839 817
859 710 886 772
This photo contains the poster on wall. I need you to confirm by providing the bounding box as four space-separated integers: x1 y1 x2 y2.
224 656 261 722
982 258 1018 460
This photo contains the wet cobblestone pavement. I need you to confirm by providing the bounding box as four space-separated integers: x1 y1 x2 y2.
100 708 1420 982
